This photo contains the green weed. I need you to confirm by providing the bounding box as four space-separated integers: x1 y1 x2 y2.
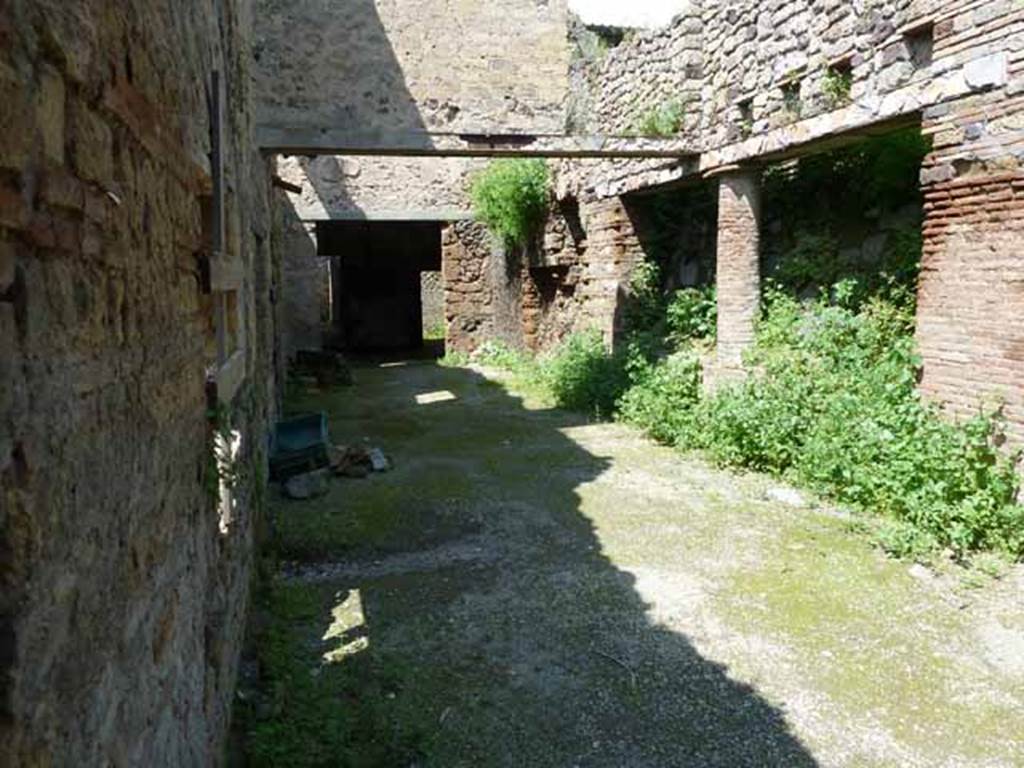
470 159 550 248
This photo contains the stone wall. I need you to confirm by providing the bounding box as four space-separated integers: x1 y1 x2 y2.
569 0 1014 198
0 1 276 765
277 203 327 358
442 222 500 354
275 154 484 221
566 0 1023 441
421 271 443 334
567 7 703 138
441 192 649 355
254 0 570 135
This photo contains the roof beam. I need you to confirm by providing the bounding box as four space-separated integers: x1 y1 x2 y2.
256 126 698 159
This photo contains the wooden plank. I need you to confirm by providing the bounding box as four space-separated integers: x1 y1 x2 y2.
256 126 697 159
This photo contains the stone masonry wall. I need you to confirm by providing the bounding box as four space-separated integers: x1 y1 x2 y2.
567 7 703 138
567 0 1023 442
254 0 570 135
275 154 485 221
570 0 1013 199
442 221 499 354
0 1 276 765
421 270 444 335
441 192 647 356
277 204 327 359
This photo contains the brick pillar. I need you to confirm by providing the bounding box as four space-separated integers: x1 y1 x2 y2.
714 170 761 369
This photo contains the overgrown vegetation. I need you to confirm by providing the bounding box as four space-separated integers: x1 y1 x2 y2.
822 65 853 107
461 132 1023 562
633 99 686 137
470 158 550 248
684 287 1023 559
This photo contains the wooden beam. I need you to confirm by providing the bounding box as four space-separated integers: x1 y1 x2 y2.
256 126 698 159
271 174 303 194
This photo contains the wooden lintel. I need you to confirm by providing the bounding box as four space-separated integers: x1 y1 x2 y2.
272 175 303 194
256 126 698 159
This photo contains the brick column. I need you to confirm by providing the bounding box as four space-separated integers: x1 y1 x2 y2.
714 170 761 369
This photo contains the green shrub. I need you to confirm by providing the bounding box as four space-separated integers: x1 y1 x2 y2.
544 330 629 418
470 159 549 248
472 339 537 372
821 66 853 107
633 100 685 137
763 129 930 224
769 227 921 309
679 290 1023 559
666 286 717 344
617 352 701 443
622 258 665 334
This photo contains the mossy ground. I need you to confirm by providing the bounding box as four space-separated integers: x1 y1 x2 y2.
237 357 1024 767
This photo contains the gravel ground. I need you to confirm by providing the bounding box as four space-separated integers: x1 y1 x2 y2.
259 357 1024 767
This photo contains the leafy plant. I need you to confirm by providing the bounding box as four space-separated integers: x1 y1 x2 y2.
472 339 538 372
543 330 629 418
439 349 471 367
763 129 930 222
822 65 853 107
768 226 921 311
666 286 717 344
617 352 701 443
676 290 1023 559
633 100 686 137
470 159 550 248
621 258 665 335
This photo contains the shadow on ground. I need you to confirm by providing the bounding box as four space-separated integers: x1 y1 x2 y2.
235 356 818 767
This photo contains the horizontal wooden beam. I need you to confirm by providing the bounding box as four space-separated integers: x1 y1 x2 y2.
256 126 698 159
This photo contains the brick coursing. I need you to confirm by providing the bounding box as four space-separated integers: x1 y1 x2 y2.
916 170 1024 443
714 172 762 368
912 1 1024 444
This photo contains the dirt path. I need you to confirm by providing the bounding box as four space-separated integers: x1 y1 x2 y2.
245 359 1024 767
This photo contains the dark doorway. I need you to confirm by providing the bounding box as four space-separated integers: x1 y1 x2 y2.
317 220 442 353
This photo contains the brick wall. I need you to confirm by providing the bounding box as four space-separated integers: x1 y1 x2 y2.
916 171 1024 442
0 1 276 764
714 172 762 368
916 2 1024 444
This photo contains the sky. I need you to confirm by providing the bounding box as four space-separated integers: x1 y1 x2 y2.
568 0 690 28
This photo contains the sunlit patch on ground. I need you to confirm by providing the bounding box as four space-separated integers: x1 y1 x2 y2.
414 389 457 404
323 589 370 662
